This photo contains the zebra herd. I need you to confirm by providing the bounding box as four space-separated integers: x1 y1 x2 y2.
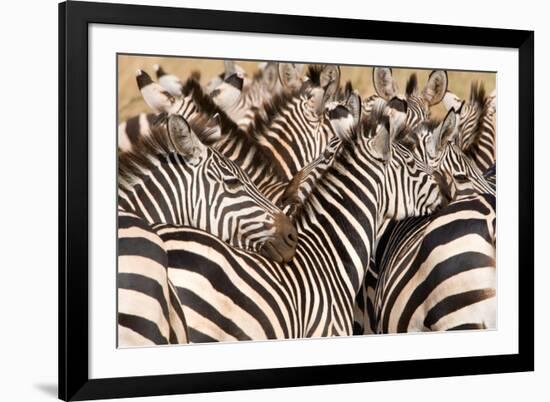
117 60 496 346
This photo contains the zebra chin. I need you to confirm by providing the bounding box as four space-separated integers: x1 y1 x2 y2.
259 213 298 264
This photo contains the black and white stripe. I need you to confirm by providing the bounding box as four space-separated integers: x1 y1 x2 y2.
372 188 496 333
443 82 497 172
118 209 189 346
354 109 496 334
118 114 297 263
149 107 446 342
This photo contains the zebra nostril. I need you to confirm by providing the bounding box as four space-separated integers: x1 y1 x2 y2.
260 214 298 263
286 229 297 246
273 213 298 254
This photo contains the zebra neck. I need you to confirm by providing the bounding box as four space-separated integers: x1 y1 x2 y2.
214 128 287 191
253 96 327 180
294 146 382 293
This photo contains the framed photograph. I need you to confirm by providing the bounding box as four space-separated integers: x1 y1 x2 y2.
59 1 534 400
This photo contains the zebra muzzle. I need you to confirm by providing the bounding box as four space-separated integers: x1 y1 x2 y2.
260 213 298 263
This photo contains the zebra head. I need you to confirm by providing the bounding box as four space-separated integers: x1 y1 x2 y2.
342 98 448 220
325 82 362 140
372 67 448 129
136 69 177 113
153 64 184 97
281 97 448 222
209 62 245 113
119 114 298 263
372 123 448 220
421 108 495 197
205 60 249 95
442 81 494 151
278 63 341 114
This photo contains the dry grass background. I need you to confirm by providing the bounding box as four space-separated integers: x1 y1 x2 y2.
118 54 496 123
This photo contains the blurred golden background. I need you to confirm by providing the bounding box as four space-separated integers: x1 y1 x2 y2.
118 54 496 123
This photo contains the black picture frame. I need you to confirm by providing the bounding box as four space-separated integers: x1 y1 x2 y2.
59 1 534 400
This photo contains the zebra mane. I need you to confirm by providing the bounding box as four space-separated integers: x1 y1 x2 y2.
335 81 354 102
118 114 214 191
405 73 418 96
180 76 242 138
252 66 267 82
305 64 326 87
464 81 489 153
244 88 304 177
469 81 486 109
118 124 176 191
181 75 289 181
283 139 345 220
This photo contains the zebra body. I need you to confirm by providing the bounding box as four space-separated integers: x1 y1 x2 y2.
118 209 189 346
281 102 496 335
373 190 496 332
144 107 446 343
354 109 497 334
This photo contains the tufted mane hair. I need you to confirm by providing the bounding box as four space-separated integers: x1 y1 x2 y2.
405 73 418 97
181 75 288 181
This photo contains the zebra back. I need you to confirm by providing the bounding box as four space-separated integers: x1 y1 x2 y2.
373 190 496 333
118 209 188 346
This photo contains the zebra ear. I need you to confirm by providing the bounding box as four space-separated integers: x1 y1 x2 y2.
422 70 448 106
262 62 279 90
320 64 341 100
166 115 206 164
223 60 237 79
369 124 391 162
278 63 302 91
373 67 398 100
435 108 459 151
346 91 362 126
136 69 175 113
386 97 408 140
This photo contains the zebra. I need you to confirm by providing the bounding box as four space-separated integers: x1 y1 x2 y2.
118 208 189 346
137 65 342 205
356 108 496 334
367 67 448 131
280 88 362 212
118 70 206 153
443 82 497 172
118 113 297 263
205 60 250 95
142 101 448 343
153 64 184 97
205 63 341 180
208 61 285 129
371 181 496 333
423 108 495 197
248 64 341 181
280 102 495 334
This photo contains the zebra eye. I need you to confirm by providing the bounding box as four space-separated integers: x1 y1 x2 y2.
223 177 241 190
406 156 416 170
